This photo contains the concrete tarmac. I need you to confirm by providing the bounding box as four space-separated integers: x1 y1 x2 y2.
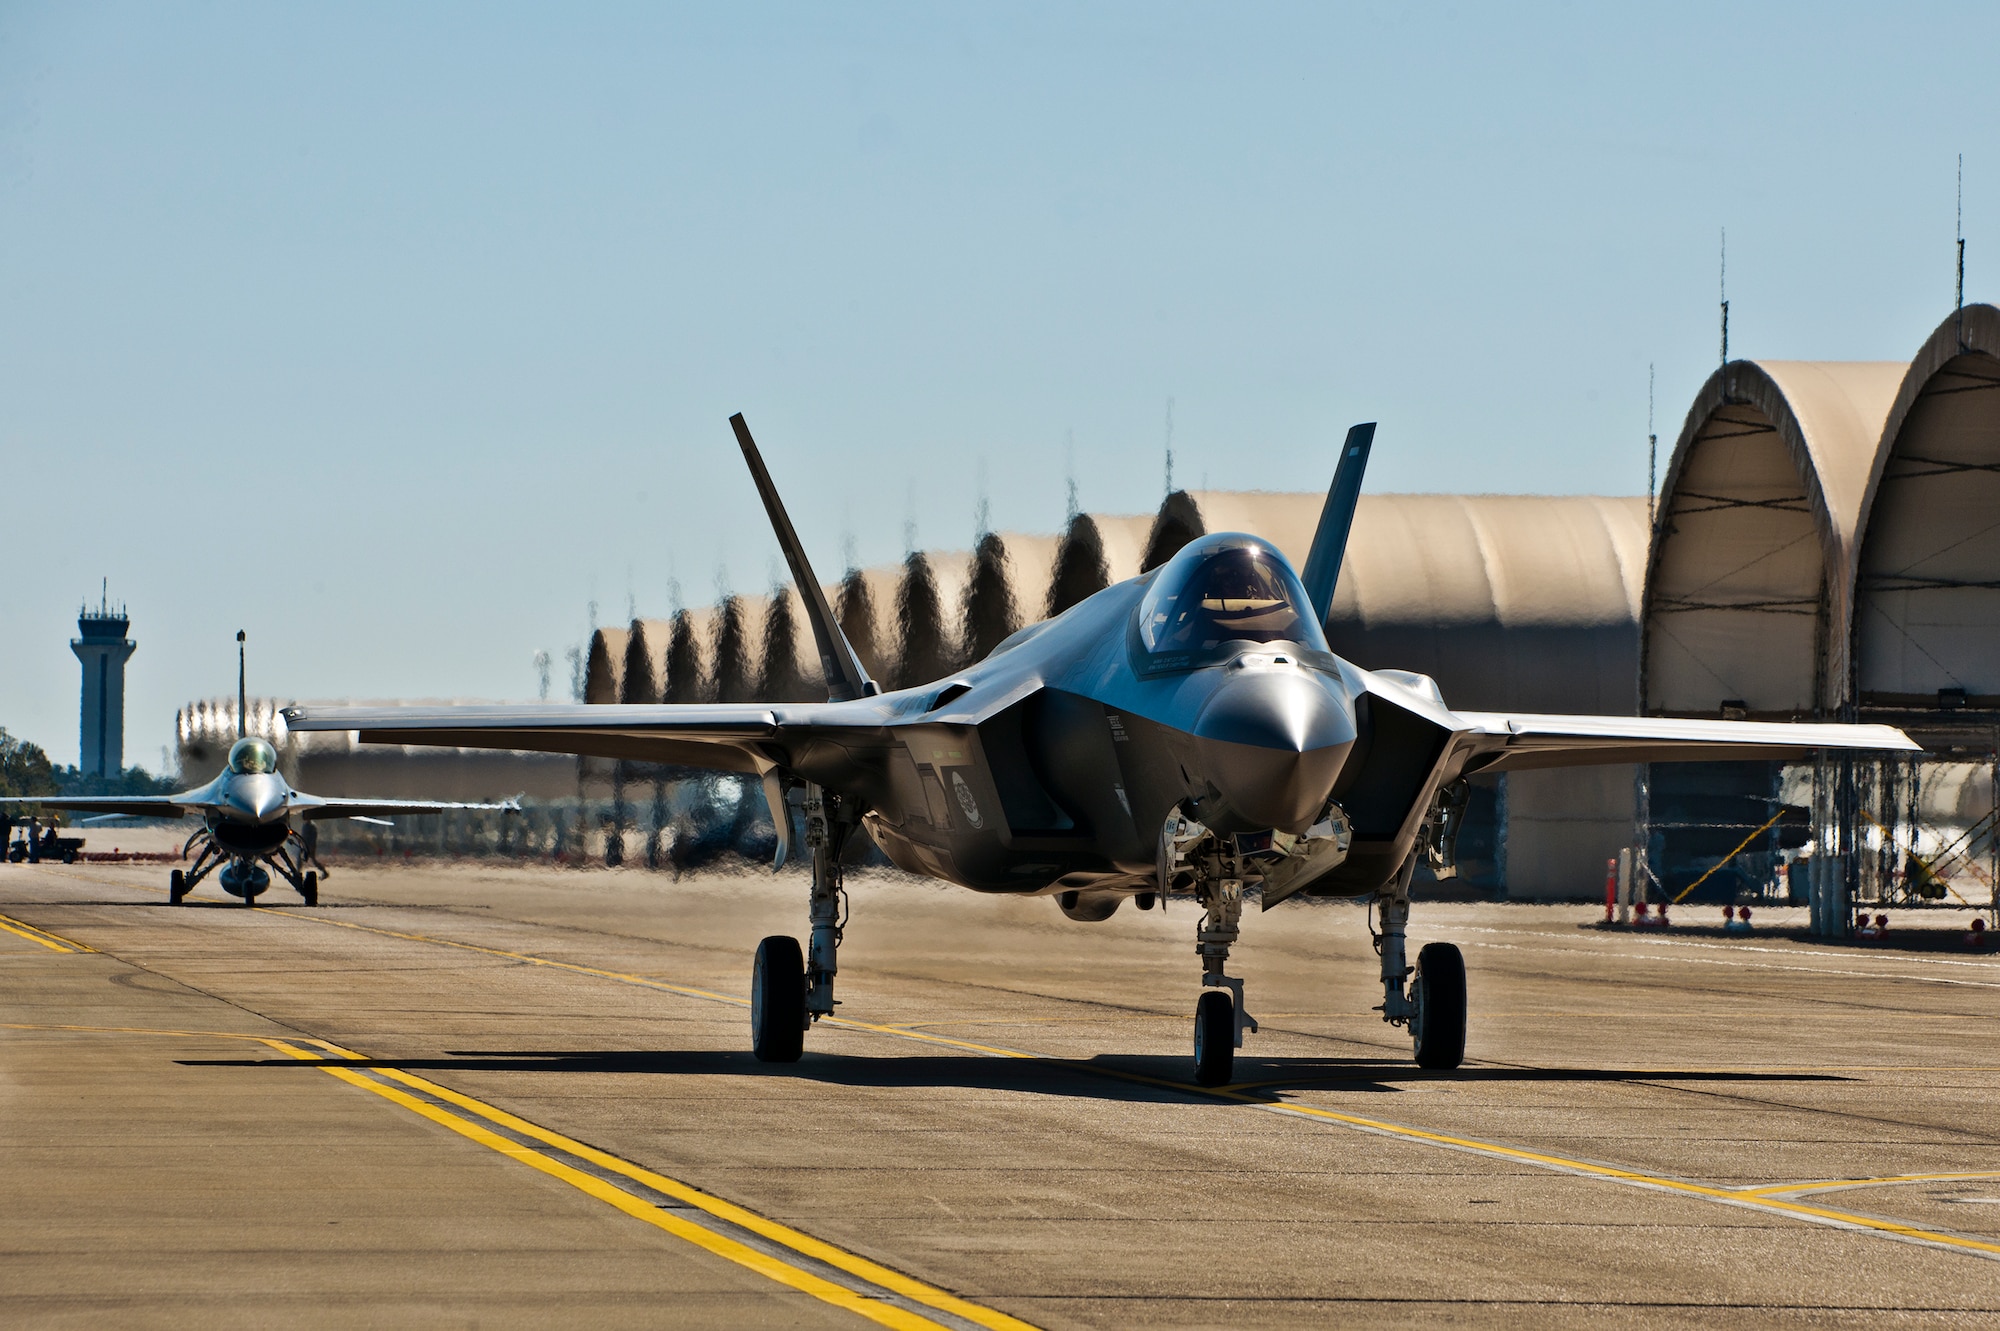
4 857 2000 1328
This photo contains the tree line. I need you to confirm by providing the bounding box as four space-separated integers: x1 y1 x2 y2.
0 729 179 801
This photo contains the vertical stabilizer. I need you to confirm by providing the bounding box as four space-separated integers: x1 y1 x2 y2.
729 414 879 702
1299 423 1375 627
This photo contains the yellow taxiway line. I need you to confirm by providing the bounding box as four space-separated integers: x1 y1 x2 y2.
262 1038 1035 1331
0 910 92 953
0 1020 1035 1331
17 881 2000 1265
1743 1171 2000 1198
266 909 2000 1263
1096 1067 2000 1260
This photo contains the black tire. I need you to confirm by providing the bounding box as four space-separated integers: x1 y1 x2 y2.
1193 989 1235 1087
168 869 187 905
1411 941 1467 1070
751 936 806 1063
301 871 318 907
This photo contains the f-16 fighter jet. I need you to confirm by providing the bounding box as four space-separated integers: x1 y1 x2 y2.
7 635 517 907
287 417 1917 1085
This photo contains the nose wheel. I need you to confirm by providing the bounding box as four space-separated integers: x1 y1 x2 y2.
1193 989 1236 1086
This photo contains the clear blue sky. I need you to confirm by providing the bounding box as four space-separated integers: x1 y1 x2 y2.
2 2 1992 769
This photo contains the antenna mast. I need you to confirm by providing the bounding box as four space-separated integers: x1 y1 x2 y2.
1064 428 1078 521
1164 397 1175 496
1719 228 1729 372
236 631 247 740
1958 153 1967 350
1647 363 1658 535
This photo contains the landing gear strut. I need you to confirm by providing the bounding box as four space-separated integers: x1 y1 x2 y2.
1188 840 1258 1088
1373 856 1466 1069
751 785 852 1063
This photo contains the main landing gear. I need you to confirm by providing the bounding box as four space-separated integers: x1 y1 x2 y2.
751 785 853 1063
165 824 326 907
1373 857 1466 1069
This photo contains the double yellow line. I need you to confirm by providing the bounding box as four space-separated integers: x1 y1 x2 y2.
21 887 2000 1270
281 910 2000 1263
0 910 91 953
261 1037 1035 1331
0 1016 1033 1331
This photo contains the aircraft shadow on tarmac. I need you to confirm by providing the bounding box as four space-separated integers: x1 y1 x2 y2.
175 1049 1853 1101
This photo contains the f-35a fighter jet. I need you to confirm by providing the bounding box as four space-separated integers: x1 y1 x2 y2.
287 417 1917 1085
8 636 517 907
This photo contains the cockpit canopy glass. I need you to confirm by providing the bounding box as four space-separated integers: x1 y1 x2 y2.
1135 535 1329 670
226 737 279 776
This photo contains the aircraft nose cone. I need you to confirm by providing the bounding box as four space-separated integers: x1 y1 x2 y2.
1189 667 1356 834
224 774 288 823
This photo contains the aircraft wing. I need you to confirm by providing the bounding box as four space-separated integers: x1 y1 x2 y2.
293 794 522 821
0 795 193 819
1449 712 1921 775
281 701 888 777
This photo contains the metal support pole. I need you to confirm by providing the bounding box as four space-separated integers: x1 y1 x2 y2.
804 785 845 1018
1839 751 1859 937
1196 873 1257 1046
1617 847 1634 925
1195 876 1243 980
1376 856 1416 1023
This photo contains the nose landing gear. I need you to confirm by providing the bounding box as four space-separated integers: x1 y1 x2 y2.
1188 846 1258 1087
1193 988 1236 1086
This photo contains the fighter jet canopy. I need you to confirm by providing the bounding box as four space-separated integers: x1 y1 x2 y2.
1135 533 1329 670
226 736 279 775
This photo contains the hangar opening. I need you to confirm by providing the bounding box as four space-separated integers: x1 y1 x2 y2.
1847 305 2000 916
1856 307 2000 711
1638 361 1902 907
1641 362 1892 720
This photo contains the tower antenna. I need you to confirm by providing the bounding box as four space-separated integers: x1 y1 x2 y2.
1719 228 1729 372
1164 397 1175 496
1647 363 1658 535
1958 153 1967 350
1064 428 1078 522
236 631 247 740
974 456 990 539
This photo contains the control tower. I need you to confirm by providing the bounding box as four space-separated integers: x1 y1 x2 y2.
72 584 136 778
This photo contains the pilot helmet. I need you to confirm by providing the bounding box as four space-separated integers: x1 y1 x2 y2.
1136 533 1327 664
226 736 279 775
